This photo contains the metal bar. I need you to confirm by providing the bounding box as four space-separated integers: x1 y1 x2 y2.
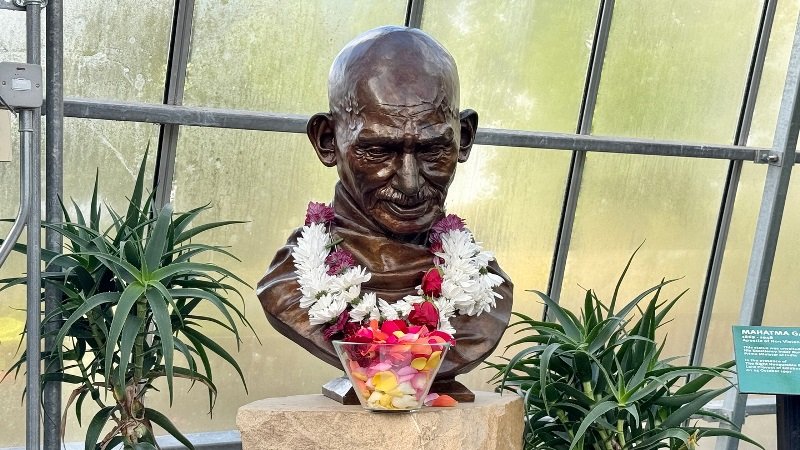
60 98 776 161
2 430 243 450
63 98 308 132
405 0 424 28
154 0 194 209
25 0 43 448
43 0 64 447
546 0 614 311
691 0 776 368
0 129 29 267
717 6 800 450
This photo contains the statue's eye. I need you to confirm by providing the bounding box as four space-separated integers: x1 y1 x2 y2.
356 145 392 161
420 145 448 161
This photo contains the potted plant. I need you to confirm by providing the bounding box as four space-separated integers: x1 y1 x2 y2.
1 153 256 449
488 248 762 450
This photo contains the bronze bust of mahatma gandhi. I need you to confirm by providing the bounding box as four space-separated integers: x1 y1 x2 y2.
257 26 513 402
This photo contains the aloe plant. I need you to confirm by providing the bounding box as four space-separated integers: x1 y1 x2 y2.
1 153 256 450
489 249 762 450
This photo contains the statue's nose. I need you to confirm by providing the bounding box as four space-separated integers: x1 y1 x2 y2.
393 152 421 196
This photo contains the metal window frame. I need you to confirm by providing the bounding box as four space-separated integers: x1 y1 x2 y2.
690 0 777 369
154 0 194 209
546 0 614 312
3 0 799 449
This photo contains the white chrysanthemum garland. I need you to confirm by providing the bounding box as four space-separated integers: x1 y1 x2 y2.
293 202 504 337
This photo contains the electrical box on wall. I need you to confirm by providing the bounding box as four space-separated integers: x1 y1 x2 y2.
0 62 43 109
0 110 10 162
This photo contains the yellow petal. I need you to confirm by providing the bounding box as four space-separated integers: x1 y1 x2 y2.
372 371 398 392
424 351 442 371
379 393 394 408
411 357 427 370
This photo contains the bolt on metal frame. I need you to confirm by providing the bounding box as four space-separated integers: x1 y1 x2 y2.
1 0 798 449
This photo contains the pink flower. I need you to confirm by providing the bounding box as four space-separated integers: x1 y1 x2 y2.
408 302 439 328
305 201 335 226
421 268 443 297
430 214 466 243
325 249 356 275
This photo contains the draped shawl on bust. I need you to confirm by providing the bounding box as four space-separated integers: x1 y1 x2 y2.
257 183 513 379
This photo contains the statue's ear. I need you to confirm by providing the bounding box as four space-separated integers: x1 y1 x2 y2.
307 113 337 167
458 109 478 163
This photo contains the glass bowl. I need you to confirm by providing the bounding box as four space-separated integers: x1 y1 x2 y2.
333 341 451 411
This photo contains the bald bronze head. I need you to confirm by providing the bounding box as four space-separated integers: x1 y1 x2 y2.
307 26 478 240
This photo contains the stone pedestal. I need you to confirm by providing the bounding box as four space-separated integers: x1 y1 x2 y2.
237 391 523 450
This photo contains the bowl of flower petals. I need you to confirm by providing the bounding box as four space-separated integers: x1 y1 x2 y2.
333 320 454 411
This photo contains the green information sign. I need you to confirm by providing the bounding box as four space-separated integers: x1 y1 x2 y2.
733 326 800 395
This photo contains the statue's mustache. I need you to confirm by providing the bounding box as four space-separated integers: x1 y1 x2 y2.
375 185 441 207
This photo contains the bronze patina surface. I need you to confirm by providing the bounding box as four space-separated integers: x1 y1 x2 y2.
257 26 514 402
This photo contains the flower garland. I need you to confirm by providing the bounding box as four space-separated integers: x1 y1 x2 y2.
293 201 505 339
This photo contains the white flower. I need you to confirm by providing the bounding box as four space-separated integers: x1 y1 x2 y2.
378 299 399 320
297 265 335 308
349 292 378 322
293 209 505 335
438 317 456 335
307 293 347 325
293 224 330 271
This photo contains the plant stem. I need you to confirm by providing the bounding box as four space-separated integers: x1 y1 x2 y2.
556 409 575 439
133 298 147 384
616 419 626 447
581 381 614 450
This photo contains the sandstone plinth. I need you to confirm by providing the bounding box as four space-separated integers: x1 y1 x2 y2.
237 391 523 450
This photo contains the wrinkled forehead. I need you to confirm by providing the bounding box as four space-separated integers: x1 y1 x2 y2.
359 68 458 119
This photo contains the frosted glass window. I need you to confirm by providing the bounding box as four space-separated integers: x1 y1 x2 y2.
62 0 172 102
591 0 762 143
561 0 763 359
448 145 570 389
562 155 728 359
183 0 407 113
169 128 341 434
421 0 599 131
703 0 800 367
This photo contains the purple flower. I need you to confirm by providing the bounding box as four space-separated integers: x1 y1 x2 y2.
305 201 335 226
430 214 466 243
325 248 356 275
323 309 350 340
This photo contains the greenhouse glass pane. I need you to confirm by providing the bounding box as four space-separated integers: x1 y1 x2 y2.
0 10 26 62
62 0 172 102
561 0 763 360
167 128 569 429
591 0 762 143
562 155 728 359
703 0 800 367
420 0 598 132
183 0 407 113
0 119 157 447
448 145 569 390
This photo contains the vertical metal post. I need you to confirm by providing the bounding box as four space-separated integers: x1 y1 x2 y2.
716 6 800 450
24 1 43 449
153 0 194 209
690 0 776 367
776 395 800 449
546 0 614 312
44 0 64 448
405 0 424 28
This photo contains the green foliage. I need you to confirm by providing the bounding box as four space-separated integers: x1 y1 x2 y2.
489 248 762 450
1 152 255 449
